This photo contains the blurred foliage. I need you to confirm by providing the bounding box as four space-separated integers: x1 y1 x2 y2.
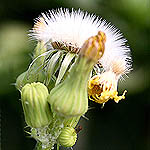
0 23 32 95
0 0 150 150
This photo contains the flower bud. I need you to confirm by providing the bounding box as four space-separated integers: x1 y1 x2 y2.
48 32 105 117
58 127 77 147
21 82 52 128
48 57 92 117
79 31 106 62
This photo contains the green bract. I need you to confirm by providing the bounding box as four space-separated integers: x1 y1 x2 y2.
16 70 45 91
58 127 77 147
48 57 94 117
21 82 52 128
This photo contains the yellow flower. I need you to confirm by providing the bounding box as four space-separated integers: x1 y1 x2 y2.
88 71 127 104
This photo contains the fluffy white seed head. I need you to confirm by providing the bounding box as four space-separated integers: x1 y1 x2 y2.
29 8 132 76
29 8 101 48
98 21 132 76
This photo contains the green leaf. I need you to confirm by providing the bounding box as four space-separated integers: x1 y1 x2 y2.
55 52 75 85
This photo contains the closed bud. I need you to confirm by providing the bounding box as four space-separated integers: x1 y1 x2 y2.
58 127 77 147
79 31 106 62
48 32 105 117
48 57 93 117
21 82 52 128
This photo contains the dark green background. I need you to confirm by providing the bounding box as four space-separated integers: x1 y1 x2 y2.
0 0 150 150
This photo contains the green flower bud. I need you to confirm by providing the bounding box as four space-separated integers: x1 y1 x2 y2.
48 57 93 117
58 127 77 147
48 31 105 118
79 31 106 62
21 82 52 128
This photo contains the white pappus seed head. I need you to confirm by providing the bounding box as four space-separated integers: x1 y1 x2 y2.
29 8 132 76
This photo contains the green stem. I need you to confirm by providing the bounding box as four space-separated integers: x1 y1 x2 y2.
57 143 60 150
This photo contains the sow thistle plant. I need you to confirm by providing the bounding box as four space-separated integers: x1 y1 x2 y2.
16 8 132 150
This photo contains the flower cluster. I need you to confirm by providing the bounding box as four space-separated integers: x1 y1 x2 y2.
16 8 132 150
